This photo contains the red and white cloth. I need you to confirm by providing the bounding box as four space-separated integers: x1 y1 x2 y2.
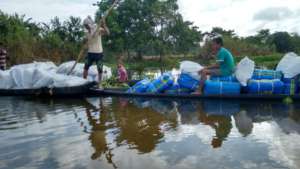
0 48 7 70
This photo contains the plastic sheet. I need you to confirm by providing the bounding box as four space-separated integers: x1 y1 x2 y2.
32 69 54 89
0 70 14 89
146 73 174 93
276 52 300 78
10 67 35 89
180 61 203 80
57 61 112 82
127 79 151 93
52 73 88 88
235 57 255 86
0 62 89 89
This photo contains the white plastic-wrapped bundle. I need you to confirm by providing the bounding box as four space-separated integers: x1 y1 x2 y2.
0 70 15 89
0 61 88 89
32 69 54 89
235 57 255 86
180 61 203 80
34 61 57 72
10 67 36 89
56 61 112 82
52 74 88 88
56 61 76 74
276 52 300 78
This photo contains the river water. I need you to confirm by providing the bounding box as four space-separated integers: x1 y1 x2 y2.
0 97 300 169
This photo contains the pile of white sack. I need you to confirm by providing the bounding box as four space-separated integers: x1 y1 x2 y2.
276 52 300 78
56 61 112 82
0 61 112 89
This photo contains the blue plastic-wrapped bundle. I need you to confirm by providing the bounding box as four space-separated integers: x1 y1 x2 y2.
245 79 284 94
204 81 241 95
282 77 298 95
146 73 174 93
177 73 200 91
210 75 238 82
252 69 283 80
127 79 151 93
283 83 297 95
164 84 192 94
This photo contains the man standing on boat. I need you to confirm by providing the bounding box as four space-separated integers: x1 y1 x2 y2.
0 42 8 71
195 36 235 94
83 16 110 88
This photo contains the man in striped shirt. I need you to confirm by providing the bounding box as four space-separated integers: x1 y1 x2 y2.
0 43 8 70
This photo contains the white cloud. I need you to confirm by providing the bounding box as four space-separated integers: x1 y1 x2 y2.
178 0 300 36
253 7 294 21
0 0 98 23
1 0 300 36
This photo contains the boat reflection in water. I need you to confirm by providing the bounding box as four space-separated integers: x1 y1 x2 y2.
79 97 300 169
1 97 300 169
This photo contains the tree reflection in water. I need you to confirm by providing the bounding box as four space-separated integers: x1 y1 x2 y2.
84 99 117 169
79 97 300 168
112 98 178 153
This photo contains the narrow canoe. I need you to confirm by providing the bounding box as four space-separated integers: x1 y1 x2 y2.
0 82 96 97
89 88 300 100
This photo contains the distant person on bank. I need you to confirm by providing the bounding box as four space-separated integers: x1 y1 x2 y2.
83 16 110 88
0 43 8 71
117 61 128 83
195 36 235 94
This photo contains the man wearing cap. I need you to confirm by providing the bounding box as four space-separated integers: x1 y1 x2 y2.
83 16 110 87
0 43 8 70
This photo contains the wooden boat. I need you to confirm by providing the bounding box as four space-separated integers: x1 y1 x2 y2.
0 82 96 97
89 88 300 100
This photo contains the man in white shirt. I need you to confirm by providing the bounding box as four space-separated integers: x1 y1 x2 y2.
83 16 110 86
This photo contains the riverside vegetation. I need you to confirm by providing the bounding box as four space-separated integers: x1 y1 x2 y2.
1 0 300 71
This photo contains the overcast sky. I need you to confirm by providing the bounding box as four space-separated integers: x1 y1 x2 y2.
1 0 300 36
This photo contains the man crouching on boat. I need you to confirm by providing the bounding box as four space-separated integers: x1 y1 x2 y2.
195 36 235 94
83 16 110 88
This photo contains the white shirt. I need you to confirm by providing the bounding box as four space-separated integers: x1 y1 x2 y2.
86 24 103 53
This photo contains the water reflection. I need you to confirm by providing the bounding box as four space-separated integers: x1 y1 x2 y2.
1 97 300 169
80 97 300 169
83 99 117 168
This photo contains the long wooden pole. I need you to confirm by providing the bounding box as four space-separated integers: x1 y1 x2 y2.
67 0 118 75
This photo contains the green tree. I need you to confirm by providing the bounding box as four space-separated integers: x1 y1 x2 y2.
271 32 295 53
94 0 202 61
